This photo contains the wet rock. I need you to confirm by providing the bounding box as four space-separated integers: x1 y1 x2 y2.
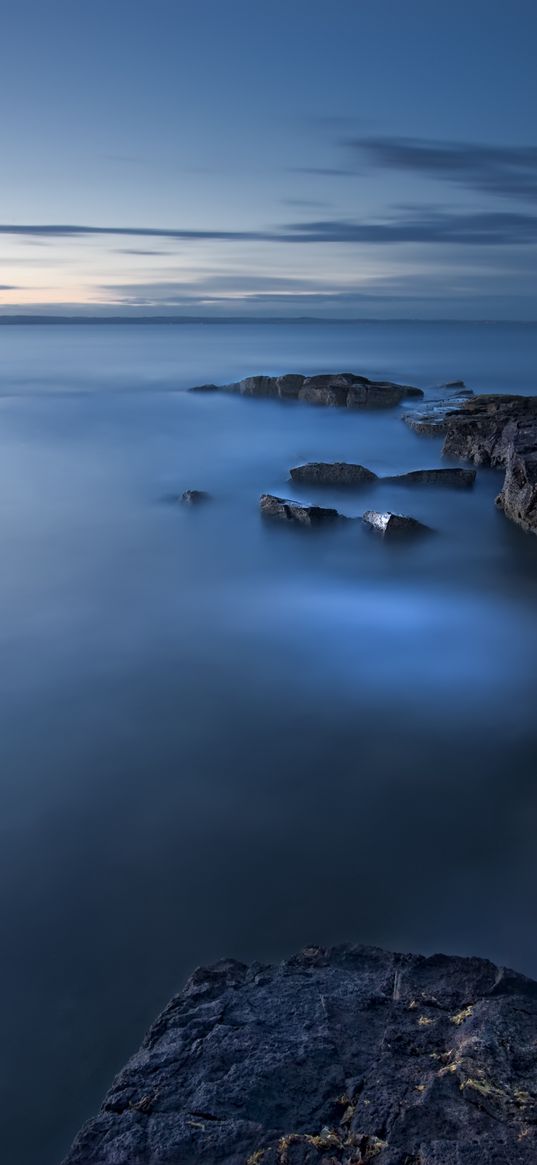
403 396 471 435
363 510 429 536
441 395 537 467
385 468 476 488
260 493 342 525
290 462 377 486
63 943 537 1165
496 446 537 533
181 489 211 504
198 372 424 409
406 393 537 534
444 379 466 389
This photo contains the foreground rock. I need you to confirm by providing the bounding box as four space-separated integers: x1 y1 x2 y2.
260 493 343 525
363 510 430 537
64 943 537 1165
385 468 476 488
405 393 537 534
290 462 377 486
192 372 423 409
181 489 211 504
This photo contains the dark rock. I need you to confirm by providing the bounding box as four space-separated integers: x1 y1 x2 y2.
403 396 471 436
406 393 537 534
496 446 537 533
205 372 423 409
63 943 537 1165
181 489 211 504
260 493 342 525
363 510 430 536
444 380 466 389
189 383 219 393
441 395 537 467
290 462 377 486
385 468 476 488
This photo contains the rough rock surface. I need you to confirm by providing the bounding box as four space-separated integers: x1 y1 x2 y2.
191 373 423 409
405 393 537 534
181 489 211 504
363 511 429 537
260 494 343 525
290 462 377 486
63 943 537 1165
497 447 537 533
384 469 476 488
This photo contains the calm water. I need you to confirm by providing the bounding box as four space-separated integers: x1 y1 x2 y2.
1 321 537 1165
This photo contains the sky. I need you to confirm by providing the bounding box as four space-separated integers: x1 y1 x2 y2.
1 0 537 319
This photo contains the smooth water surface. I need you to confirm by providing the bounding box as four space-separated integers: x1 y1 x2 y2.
1 321 537 1165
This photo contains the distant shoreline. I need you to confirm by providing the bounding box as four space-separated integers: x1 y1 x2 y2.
0 315 536 326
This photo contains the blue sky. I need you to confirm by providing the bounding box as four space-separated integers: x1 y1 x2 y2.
1 0 537 318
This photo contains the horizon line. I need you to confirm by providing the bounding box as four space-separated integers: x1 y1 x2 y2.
0 314 536 326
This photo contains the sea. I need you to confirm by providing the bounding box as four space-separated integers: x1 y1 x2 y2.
1 320 537 1165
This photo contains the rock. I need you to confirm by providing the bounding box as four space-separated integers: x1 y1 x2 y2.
63 943 537 1165
441 396 537 467
406 393 537 534
496 446 537 533
260 493 342 525
189 383 219 393
363 510 430 536
444 380 466 389
385 468 476 488
181 489 211 504
290 462 377 486
403 396 471 436
198 372 424 409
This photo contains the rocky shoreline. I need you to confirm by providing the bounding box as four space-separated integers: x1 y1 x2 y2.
189 372 537 536
64 943 537 1164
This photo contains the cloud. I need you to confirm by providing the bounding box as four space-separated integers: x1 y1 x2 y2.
0 284 17 289
280 209 537 245
2 208 537 249
0 223 261 241
114 248 171 255
289 167 356 177
349 136 537 203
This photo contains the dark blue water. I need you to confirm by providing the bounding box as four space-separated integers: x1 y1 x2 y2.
1 322 537 1165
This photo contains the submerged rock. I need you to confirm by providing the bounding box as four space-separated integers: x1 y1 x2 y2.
260 493 342 525
290 461 377 486
385 468 476 488
193 372 424 409
363 510 429 536
63 943 537 1165
180 489 211 504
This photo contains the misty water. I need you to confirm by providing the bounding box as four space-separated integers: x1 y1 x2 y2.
1 320 537 1165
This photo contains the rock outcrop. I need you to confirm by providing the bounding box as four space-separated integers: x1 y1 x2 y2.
260 494 343 526
290 462 377 486
181 489 211 504
63 943 537 1165
405 393 537 535
497 446 537 533
191 373 423 409
385 468 476 488
363 511 429 537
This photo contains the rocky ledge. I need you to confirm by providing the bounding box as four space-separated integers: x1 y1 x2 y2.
63 943 537 1165
259 494 344 525
191 372 423 409
405 393 537 534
